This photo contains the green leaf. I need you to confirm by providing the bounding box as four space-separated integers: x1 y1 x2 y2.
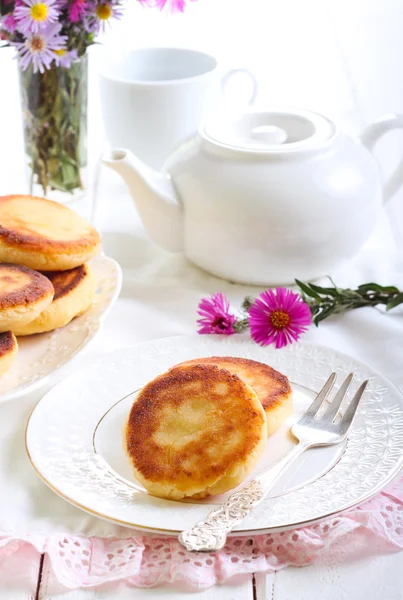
386 293 403 311
308 283 340 297
295 279 321 300
313 305 336 325
357 283 400 294
309 305 320 318
378 286 401 294
357 283 382 293
241 296 254 312
233 318 249 333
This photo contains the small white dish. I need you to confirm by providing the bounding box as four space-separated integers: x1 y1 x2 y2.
0 254 122 403
25 337 403 536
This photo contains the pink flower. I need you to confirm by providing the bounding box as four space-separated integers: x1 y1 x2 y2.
138 0 196 12
69 0 87 22
1 13 17 33
197 293 237 335
248 288 312 348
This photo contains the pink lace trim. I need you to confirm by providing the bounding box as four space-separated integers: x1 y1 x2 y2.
1 476 403 590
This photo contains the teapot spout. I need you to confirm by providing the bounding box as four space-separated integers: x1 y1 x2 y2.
103 149 183 252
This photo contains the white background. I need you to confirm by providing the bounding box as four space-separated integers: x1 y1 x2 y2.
1 0 403 236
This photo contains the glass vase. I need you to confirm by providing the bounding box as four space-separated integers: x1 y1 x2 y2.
18 54 88 205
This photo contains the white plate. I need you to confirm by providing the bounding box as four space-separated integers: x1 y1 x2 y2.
0 254 122 403
26 336 403 535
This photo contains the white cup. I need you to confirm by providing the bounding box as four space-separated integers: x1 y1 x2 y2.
99 47 257 169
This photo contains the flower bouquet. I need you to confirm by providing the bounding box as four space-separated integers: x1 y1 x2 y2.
0 0 195 201
198 281 403 349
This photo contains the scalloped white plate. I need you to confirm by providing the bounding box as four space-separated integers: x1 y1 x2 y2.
0 254 122 403
26 337 403 535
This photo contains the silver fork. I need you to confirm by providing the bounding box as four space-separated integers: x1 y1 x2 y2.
178 372 369 553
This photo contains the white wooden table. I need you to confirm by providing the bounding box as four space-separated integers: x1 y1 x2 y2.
1 1 403 596
4 553 403 599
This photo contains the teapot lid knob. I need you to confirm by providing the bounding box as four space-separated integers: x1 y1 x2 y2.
201 108 336 153
250 125 288 145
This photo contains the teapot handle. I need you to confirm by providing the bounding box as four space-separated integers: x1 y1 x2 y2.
359 114 403 204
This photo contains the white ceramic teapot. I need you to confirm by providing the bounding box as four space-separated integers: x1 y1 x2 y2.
104 108 403 285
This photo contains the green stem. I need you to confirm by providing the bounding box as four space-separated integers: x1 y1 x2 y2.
304 289 403 325
19 55 87 196
234 317 249 333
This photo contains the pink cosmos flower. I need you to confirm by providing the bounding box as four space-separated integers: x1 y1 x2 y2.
1 13 17 33
197 293 237 335
138 0 196 13
13 22 66 72
68 0 87 22
248 288 312 348
14 0 60 34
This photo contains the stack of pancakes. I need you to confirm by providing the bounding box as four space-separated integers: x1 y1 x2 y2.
0 195 101 376
125 357 293 500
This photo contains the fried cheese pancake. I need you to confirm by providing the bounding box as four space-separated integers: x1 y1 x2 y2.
125 364 267 500
13 263 96 336
178 357 293 436
0 331 17 376
0 195 101 271
0 263 54 333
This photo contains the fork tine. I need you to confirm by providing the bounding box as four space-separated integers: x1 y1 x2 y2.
303 372 337 419
337 380 369 435
322 372 354 422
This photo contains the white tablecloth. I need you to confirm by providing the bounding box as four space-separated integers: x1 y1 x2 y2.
0 166 402 542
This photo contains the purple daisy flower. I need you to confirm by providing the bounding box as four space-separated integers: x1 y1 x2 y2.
53 47 78 68
14 0 60 34
248 288 312 348
13 22 66 73
197 292 237 335
86 1 123 34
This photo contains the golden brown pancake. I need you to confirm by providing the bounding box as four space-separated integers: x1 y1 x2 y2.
0 195 101 271
12 263 96 336
0 331 17 376
178 357 293 436
125 363 267 500
0 263 54 333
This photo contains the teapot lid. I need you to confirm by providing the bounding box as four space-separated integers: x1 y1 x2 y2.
201 108 336 153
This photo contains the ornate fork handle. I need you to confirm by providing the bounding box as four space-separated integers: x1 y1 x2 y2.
179 374 368 553
178 479 265 552
179 442 309 552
